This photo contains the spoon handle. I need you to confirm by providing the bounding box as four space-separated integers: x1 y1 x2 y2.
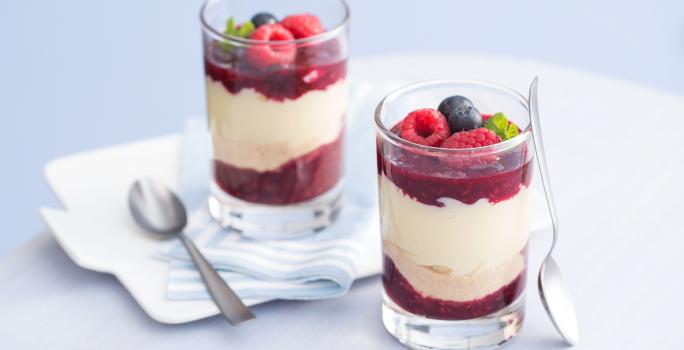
528 77 560 251
179 232 256 324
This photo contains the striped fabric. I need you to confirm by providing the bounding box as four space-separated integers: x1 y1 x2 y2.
160 201 370 301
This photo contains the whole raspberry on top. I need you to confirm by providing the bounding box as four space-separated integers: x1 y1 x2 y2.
281 14 325 39
399 109 450 147
245 24 296 68
442 128 502 149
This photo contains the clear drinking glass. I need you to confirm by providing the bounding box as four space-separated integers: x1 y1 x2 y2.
375 80 534 349
201 0 349 236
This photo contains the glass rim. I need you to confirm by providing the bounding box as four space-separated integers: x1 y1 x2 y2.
200 0 350 46
374 79 533 154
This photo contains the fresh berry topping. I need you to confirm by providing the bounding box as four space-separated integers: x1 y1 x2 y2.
281 14 325 39
399 109 450 147
442 128 501 149
447 105 482 133
438 95 482 132
245 24 296 68
296 39 341 65
438 95 474 119
251 12 278 27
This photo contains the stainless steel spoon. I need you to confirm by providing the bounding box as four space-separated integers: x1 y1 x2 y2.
128 178 255 325
529 77 579 345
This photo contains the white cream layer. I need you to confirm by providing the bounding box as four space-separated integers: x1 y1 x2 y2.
206 78 347 172
379 175 530 277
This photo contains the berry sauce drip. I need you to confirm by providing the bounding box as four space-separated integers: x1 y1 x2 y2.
382 255 527 320
214 132 343 205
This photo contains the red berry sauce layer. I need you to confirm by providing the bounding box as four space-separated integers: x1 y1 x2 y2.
205 42 346 101
378 146 532 207
383 253 527 320
214 131 343 205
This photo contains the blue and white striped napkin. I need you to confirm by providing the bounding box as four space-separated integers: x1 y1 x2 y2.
159 82 396 303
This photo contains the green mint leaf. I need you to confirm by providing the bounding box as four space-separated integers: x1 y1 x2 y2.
225 17 237 36
483 112 508 139
505 123 519 139
484 112 520 141
490 112 508 131
224 17 254 38
221 18 255 52
238 21 255 37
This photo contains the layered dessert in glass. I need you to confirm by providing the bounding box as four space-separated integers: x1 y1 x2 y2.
200 0 349 235
375 80 534 349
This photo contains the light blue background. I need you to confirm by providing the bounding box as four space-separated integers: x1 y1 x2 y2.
1 0 683 256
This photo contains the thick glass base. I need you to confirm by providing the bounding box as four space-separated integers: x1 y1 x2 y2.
382 293 524 350
208 181 344 239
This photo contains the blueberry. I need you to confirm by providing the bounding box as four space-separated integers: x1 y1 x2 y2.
438 95 482 132
448 106 482 132
437 95 474 118
251 12 277 27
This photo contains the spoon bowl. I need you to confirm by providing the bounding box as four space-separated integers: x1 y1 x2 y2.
128 178 255 325
539 258 579 345
129 178 187 236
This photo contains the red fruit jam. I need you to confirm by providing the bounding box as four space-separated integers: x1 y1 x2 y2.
377 147 532 206
383 254 527 320
214 131 344 205
205 40 346 101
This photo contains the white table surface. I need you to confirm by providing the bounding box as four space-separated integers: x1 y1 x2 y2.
3 54 684 349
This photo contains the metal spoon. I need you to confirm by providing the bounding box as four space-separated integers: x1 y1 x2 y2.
128 178 255 325
528 77 579 345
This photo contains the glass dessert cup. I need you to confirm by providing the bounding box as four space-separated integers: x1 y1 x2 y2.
201 0 349 236
375 80 534 349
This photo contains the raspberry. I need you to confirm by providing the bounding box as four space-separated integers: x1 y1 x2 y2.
399 109 450 147
296 39 341 66
281 14 325 39
245 24 296 68
442 128 501 149
440 128 502 168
